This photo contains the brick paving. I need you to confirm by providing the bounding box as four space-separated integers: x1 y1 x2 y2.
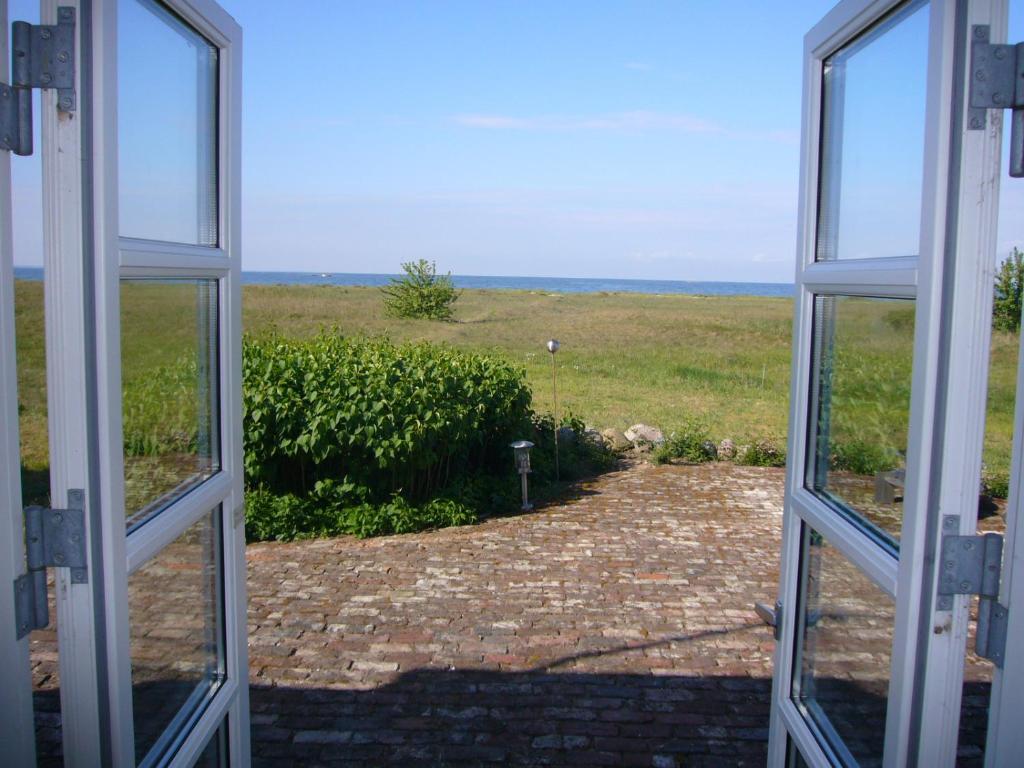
246 461 783 766
31 460 1002 766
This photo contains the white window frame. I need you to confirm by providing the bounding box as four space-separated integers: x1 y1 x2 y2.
0 0 38 763
41 0 248 764
767 0 1009 765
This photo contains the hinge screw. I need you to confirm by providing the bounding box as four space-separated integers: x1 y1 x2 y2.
57 51 69 63
975 26 987 40
976 69 988 82
40 73 52 85
40 28 50 40
961 580 972 591
970 117 983 129
993 92 1006 106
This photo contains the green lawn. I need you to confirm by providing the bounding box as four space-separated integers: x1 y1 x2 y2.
14 280 1020 503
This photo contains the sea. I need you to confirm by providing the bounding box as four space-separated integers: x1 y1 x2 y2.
13 267 793 298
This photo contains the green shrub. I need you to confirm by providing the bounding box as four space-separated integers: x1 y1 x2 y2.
993 247 1024 332
381 259 461 320
242 332 578 541
739 437 787 467
245 481 477 542
652 418 717 465
830 439 901 475
243 333 532 501
981 469 1010 500
122 353 209 458
526 411 617 482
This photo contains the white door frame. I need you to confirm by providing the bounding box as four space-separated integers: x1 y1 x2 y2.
767 0 1008 765
0 0 39 763
42 0 249 764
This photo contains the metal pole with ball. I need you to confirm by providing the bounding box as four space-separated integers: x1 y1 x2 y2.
547 339 560 481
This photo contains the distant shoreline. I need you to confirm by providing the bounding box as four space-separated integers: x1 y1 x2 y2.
13 266 794 299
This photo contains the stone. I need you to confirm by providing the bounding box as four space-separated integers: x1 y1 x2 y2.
600 428 630 450
718 439 736 459
556 425 577 445
624 423 664 446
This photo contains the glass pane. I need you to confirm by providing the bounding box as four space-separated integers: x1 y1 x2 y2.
119 0 218 245
807 296 914 547
130 510 224 766
122 279 220 528
816 0 929 261
793 526 893 767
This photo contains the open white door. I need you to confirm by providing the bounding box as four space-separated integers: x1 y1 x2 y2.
0 0 247 764
767 0 1022 765
0 0 40 763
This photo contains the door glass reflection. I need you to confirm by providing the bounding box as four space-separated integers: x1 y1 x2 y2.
793 525 893 767
816 0 929 261
121 279 220 529
130 509 224 766
119 0 218 245
806 296 914 548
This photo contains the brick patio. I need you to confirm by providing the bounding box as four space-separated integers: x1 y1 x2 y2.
246 461 782 766
32 460 999 766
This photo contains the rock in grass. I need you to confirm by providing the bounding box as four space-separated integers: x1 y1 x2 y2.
718 439 736 459
624 423 665 446
600 428 630 450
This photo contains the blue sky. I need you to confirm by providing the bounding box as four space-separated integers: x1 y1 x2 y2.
10 0 1024 282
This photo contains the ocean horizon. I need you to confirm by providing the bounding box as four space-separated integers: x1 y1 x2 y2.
13 266 794 298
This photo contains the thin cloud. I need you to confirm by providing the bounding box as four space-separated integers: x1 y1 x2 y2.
453 110 720 134
624 61 653 71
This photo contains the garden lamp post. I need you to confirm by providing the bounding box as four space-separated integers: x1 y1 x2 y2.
547 339 560 481
511 440 535 511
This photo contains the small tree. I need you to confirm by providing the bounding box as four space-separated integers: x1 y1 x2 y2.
381 260 461 320
993 247 1024 332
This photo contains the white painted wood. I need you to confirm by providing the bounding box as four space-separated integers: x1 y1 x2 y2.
884 2 963 764
800 257 918 299
769 0 1007 764
0 0 39 760
39 0 113 762
125 472 232 572
790 490 898 596
37 0 246 763
909 1 1007 764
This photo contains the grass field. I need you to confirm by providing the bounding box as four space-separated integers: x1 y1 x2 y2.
14 280 1020 504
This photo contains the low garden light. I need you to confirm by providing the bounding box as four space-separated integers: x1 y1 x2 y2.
547 339 560 481
511 440 535 511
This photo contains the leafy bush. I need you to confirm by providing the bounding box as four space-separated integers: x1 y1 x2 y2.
830 439 901 476
122 354 201 457
652 418 717 465
381 259 461 320
993 247 1024 332
981 469 1010 500
738 437 787 467
243 333 532 501
526 411 617 482
245 482 478 541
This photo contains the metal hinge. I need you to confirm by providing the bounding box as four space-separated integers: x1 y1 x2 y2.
968 25 1024 177
937 515 1010 667
755 600 783 641
13 489 87 640
0 6 75 156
